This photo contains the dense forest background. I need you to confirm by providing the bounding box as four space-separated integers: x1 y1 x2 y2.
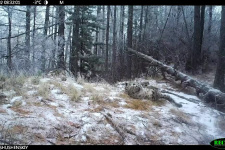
0 5 224 91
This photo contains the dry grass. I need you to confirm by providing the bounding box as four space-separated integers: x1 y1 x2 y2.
152 99 167 107
89 106 104 112
0 108 7 113
31 76 40 85
34 133 46 142
37 83 51 99
11 108 31 115
3 75 27 98
169 108 191 121
91 93 104 103
124 99 153 111
119 93 132 100
50 81 66 94
108 101 120 108
77 75 87 85
83 83 96 93
120 93 165 110
49 80 81 102
11 125 27 134
5 75 26 90
66 84 81 102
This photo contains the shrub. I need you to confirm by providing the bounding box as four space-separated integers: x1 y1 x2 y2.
37 83 51 99
67 84 81 102
31 76 40 85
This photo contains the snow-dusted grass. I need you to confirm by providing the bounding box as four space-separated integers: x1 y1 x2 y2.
30 76 40 85
37 83 51 99
0 75 224 145
66 84 82 102
124 99 152 111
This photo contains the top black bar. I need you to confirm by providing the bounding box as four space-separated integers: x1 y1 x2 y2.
0 0 224 5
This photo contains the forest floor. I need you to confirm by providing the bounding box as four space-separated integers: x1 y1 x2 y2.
0 73 224 145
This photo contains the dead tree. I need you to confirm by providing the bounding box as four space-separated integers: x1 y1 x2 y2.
127 48 225 108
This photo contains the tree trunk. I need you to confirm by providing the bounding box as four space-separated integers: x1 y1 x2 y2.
65 24 72 67
138 6 144 75
95 6 101 56
70 6 80 78
118 6 124 80
191 6 201 74
105 6 110 73
102 6 105 58
52 6 58 69
213 6 225 92
25 6 31 71
112 6 117 82
41 6 50 72
57 6 65 69
208 6 212 34
7 8 12 71
127 5 133 79
32 6 36 70
200 5 205 63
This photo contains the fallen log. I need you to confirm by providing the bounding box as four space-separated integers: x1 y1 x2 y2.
127 48 225 107
161 90 200 104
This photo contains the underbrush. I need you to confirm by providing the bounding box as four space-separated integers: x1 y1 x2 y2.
49 80 81 102
30 76 40 85
37 83 51 99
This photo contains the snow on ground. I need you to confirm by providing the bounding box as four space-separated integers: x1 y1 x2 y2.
0 76 224 145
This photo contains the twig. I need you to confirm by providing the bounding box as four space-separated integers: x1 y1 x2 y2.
161 90 200 104
47 140 56 145
101 112 125 145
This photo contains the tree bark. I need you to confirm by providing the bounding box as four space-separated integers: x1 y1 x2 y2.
118 6 125 80
191 6 201 74
105 6 110 73
70 6 80 78
32 6 36 70
57 6 65 69
127 5 133 79
102 6 105 58
25 6 31 71
112 6 117 82
41 6 50 72
65 24 72 67
200 5 205 63
208 6 212 34
213 6 225 92
95 6 101 56
7 8 12 71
